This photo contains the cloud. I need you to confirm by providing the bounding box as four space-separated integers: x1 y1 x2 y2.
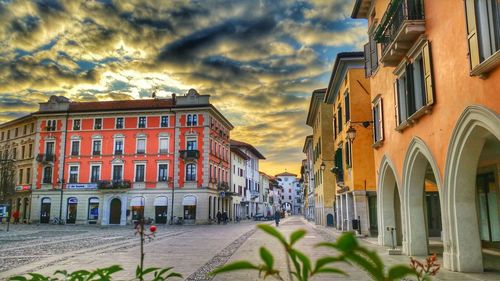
0 0 367 175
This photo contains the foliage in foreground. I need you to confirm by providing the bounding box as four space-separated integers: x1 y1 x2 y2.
8 265 182 281
210 224 418 281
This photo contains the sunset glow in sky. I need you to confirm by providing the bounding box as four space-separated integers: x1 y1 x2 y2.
0 0 367 175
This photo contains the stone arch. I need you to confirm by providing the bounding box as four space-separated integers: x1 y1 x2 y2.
377 154 403 247
401 137 444 256
444 105 500 272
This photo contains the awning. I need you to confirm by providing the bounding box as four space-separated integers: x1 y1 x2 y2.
68 197 78 204
130 197 145 207
182 196 196 206
154 196 168 206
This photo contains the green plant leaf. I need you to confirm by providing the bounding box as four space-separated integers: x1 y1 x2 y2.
8 277 28 281
314 267 347 276
294 249 311 281
290 229 306 246
210 261 259 276
136 265 141 277
335 233 358 253
257 224 288 246
313 256 344 272
27 273 49 281
140 267 161 277
387 265 416 281
155 266 175 277
259 247 274 269
165 272 183 279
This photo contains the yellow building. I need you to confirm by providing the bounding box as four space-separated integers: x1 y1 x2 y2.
324 52 376 236
0 114 37 223
306 89 336 226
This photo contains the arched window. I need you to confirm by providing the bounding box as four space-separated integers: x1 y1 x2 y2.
187 114 192 126
192 114 198 126
186 163 196 181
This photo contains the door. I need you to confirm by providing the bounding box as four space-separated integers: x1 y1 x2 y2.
40 198 51 224
368 195 378 237
109 198 122 225
155 206 168 224
66 198 78 224
22 198 28 222
426 192 442 237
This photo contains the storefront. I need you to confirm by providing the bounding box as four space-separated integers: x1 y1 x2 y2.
182 195 196 223
130 196 145 221
40 197 51 224
88 197 99 223
154 196 168 224
66 197 78 224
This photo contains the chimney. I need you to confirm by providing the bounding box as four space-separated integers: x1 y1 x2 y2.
171 93 176 105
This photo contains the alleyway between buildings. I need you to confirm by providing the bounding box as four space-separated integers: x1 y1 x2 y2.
1 217 499 280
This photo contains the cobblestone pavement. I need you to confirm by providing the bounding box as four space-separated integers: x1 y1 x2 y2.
1 218 500 281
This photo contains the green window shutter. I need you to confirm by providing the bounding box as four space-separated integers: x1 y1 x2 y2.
465 0 480 69
422 41 434 106
364 42 371 77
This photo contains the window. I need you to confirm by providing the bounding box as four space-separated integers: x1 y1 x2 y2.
12 147 16 160
465 0 500 72
69 166 79 183
90 165 100 183
187 139 197 150
186 163 196 181
46 142 54 157
135 164 145 182
136 139 146 154
138 117 146 128
71 140 80 156
337 105 343 132
94 118 102 130
344 91 350 122
116 117 124 129
372 97 384 145
88 198 99 220
43 166 52 184
23 125 27 135
92 140 101 155
46 120 56 131
30 123 34 133
26 168 31 184
18 169 23 184
158 164 168 181
345 141 352 168
159 138 168 154
114 139 124 155
73 119 81 130
161 116 169 127
364 34 379 77
28 144 33 158
112 165 123 181
394 41 433 127
192 114 198 126
1 132 3 141
187 114 192 126
21 146 25 159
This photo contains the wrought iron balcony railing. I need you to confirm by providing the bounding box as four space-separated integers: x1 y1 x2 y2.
179 150 199 160
36 154 55 162
97 180 131 190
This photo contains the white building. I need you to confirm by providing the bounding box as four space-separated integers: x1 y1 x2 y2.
259 172 273 216
275 172 301 215
229 146 248 220
230 140 265 218
302 136 315 221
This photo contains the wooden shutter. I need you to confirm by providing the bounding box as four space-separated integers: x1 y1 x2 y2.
364 42 371 77
422 41 434 106
465 0 480 69
379 98 384 141
393 81 400 126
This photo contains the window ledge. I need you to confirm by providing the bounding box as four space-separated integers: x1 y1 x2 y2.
395 105 433 132
372 140 384 149
471 50 500 78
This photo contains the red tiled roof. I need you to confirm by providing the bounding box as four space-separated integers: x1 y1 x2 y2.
230 139 265 159
230 147 250 160
68 99 175 112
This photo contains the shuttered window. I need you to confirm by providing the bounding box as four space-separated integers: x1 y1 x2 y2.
372 97 384 145
364 35 379 77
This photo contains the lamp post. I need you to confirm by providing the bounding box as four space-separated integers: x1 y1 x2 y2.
346 121 373 143
57 178 64 224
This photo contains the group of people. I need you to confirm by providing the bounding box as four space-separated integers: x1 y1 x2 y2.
215 211 229 224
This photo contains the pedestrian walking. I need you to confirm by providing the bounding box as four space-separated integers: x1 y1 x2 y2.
274 210 281 227
222 212 228 224
12 210 20 224
216 211 222 224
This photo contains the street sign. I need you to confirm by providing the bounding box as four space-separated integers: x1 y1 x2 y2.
0 204 9 218
220 191 225 198
15 185 32 192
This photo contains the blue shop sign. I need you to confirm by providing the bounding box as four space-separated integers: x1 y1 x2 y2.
66 183 97 190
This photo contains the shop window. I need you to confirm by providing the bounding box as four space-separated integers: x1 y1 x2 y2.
88 198 99 220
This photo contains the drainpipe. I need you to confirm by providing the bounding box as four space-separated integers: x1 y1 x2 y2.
58 111 69 223
170 95 176 225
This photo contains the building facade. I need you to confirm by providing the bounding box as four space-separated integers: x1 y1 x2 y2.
0 115 36 223
324 52 377 236
302 135 315 221
230 145 248 220
306 89 336 226
259 172 273 216
275 172 301 215
230 140 265 218
29 89 233 225
352 0 500 272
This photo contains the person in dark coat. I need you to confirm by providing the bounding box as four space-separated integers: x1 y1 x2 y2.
222 212 228 224
216 211 222 224
274 210 281 227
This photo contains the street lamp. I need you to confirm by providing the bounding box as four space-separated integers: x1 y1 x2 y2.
57 178 64 224
320 162 326 171
346 121 373 143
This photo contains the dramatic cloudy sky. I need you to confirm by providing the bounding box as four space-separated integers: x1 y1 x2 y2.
0 0 367 175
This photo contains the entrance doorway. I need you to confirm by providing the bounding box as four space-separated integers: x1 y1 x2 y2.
40 197 51 223
378 158 403 248
22 198 29 222
66 197 78 224
154 196 168 224
109 198 121 225
182 195 197 224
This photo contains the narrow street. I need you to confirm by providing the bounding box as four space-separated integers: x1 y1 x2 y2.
2 217 500 280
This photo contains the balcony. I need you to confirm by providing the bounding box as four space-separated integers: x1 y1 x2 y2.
97 180 131 190
36 154 55 163
179 150 199 161
375 0 425 66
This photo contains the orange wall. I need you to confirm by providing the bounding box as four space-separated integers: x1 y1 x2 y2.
369 0 500 181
